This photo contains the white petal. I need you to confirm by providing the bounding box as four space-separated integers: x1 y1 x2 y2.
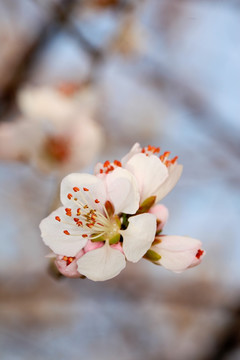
122 213 156 263
156 163 183 203
77 243 126 281
121 142 142 166
125 153 168 203
39 207 88 256
106 167 140 214
60 173 107 210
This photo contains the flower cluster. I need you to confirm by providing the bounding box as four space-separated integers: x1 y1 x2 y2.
40 143 205 281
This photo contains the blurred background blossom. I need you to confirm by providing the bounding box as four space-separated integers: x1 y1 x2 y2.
0 0 239 359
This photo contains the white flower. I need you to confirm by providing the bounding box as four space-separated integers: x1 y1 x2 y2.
0 85 103 174
95 143 183 204
40 167 156 281
146 235 205 273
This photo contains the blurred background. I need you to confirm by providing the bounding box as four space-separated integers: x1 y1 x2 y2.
0 0 240 359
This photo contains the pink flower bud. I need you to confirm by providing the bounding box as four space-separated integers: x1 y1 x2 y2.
150 235 205 273
149 204 169 231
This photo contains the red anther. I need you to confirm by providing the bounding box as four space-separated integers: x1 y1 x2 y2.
83 187 89 191
113 160 122 167
153 147 160 153
95 199 100 203
171 156 178 164
141 148 146 153
63 256 68 261
103 160 110 168
73 218 79 222
67 257 74 265
82 234 88 238
100 169 103 174
147 145 152 151
77 221 83 227
65 208 72 216
63 230 70 235
196 249 204 259
164 151 170 158
84 205 89 209
67 193 72 199
159 154 164 162
77 208 81 216
87 223 94 228
55 216 61 222
73 187 79 192
109 165 114 171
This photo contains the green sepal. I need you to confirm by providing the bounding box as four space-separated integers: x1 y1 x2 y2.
144 249 161 262
113 215 121 228
137 196 156 214
109 233 120 245
91 235 106 242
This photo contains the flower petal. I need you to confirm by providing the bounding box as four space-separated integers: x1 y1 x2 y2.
77 243 126 281
122 213 156 263
60 173 107 210
149 204 169 231
121 142 142 166
152 235 203 272
156 163 183 203
157 235 202 251
39 207 88 256
106 167 140 214
125 153 168 203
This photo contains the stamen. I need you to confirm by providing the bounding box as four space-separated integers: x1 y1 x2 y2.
65 208 72 216
114 160 122 167
82 234 88 238
55 216 61 222
67 193 73 200
63 230 70 235
62 255 75 266
103 160 110 168
83 187 89 191
95 199 100 203
73 187 79 192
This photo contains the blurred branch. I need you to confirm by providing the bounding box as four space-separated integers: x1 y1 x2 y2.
0 0 80 120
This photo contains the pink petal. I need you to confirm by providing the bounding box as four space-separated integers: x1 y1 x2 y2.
149 204 169 230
